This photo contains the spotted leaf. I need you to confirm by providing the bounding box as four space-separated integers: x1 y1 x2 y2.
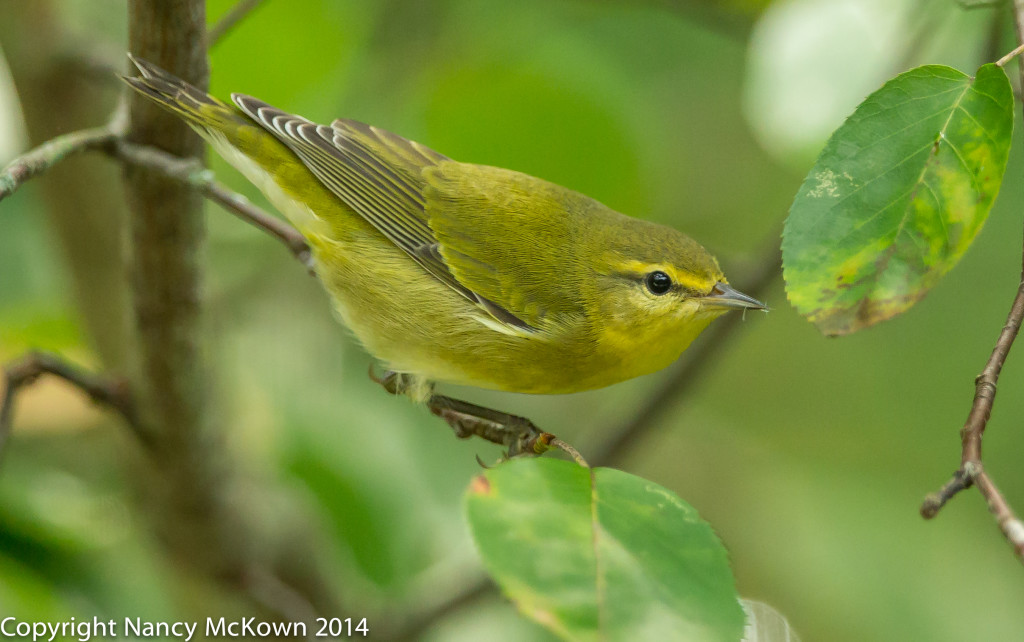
783 64 1013 335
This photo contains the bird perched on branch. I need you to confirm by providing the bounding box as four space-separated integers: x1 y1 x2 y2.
122 55 766 463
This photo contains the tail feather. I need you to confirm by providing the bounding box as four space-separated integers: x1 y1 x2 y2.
121 54 246 134
120 54 343 235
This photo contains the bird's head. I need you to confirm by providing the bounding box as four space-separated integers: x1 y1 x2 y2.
588 217 766 377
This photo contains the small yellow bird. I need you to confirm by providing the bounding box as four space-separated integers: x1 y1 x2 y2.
123 56 765 458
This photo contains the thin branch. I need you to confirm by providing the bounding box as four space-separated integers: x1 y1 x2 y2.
996 42 1024 68
109 140 313 270
919 0 1024 565
590 243 781 466
208 0 267 45
920 467 973 516
0 125 313 270
0 126 115 203
0 351 146 457
919 251 1024 560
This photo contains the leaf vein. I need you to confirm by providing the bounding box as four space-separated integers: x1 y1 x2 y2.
941 134 983 194
967 84 1010 111
804 140 935 238
955 104 1000 146
589 469 606 642
921 178 951 250
843 84 967 132
835 183 919 248
845 103 970 156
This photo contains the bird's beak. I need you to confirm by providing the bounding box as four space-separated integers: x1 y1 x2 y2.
700 281 768 311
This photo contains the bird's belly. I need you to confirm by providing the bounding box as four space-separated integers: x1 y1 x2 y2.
307 231 624 395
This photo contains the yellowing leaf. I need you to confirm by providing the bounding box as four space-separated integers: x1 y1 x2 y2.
783 64 1013 335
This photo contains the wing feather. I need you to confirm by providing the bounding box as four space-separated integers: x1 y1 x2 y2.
232 94 537 333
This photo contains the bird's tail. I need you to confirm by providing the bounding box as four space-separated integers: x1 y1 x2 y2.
121 54 351 241
121 54 250 140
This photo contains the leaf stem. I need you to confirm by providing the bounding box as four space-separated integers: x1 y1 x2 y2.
995 42 1024 68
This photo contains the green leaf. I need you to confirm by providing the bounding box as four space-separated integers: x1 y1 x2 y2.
465 459 743 642
782 63 1013 335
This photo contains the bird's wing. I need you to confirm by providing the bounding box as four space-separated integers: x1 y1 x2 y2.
232 95 536 333
421 162 586 334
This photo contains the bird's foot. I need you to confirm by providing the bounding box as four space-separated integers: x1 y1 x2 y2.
427 394 588 467
368 366 587 466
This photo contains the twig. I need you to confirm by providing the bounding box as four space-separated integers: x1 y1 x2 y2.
0 126 116 203
919 0 1024 565
208 0 267 45
589 243 781 466
919 273 1024 561
0 125 313 270
0 351 146 457
109 140 313 271
996 42 1024 68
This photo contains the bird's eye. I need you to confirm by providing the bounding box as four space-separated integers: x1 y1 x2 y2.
645 270 672 295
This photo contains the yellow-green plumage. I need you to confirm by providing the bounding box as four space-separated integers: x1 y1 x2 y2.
123 56 764 402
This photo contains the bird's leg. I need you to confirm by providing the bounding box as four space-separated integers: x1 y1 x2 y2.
369 367 587 465
427 394 554 458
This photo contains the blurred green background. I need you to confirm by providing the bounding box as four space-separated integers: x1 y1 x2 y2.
1 0 1023 640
